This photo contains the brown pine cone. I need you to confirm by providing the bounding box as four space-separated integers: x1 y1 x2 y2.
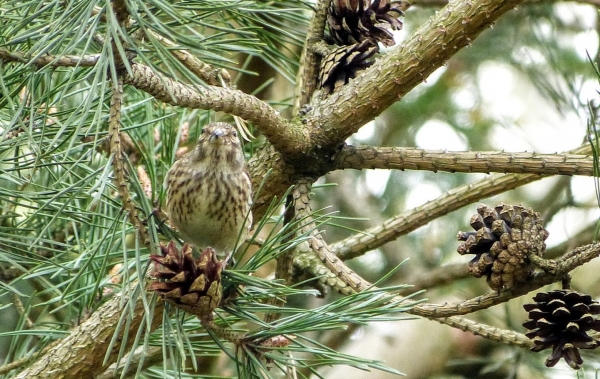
149 242 224 320
523 290 600 369
318 39 379 95
328 0 404 47
457 203 548 290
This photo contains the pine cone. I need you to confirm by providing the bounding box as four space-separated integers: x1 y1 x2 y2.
523 290 600 369
319 39 379 95
149 242 224 320
457 203 548 290
328 0 404 47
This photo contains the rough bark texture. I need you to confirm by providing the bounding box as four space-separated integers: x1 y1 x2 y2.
334 146 594 176
15 295 164 379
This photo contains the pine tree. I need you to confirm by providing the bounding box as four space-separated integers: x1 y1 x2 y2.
0 0 599 378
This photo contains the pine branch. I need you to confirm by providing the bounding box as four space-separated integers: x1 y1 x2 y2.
306 0 526 150
294 0 331 110
334 146 595 176
108 78 152 249
122 63 306 156
14 292 164 379
330 173 539 260
291 179 374 294
0 49 100 67
437 316 534 348
296 225 600 344
331 143 594 261
411 243 600 318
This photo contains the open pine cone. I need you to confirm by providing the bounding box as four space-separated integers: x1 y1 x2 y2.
457 203 548 291
149 242 224 320
328 0 404 47
319 39 379 95
523 290 600 369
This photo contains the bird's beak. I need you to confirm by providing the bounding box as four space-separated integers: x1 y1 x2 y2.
209 128 225 145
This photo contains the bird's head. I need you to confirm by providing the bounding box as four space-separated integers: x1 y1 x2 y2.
192 122 245 169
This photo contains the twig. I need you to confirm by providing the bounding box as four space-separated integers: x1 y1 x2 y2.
202 319 245 345
331 143 594 261
265 194 296 324
12 295 33 329
334 146 595 176
122 63 306 156
293 0 331 111
0 49 100 67
437 316 533 348
108 78 152 249
134 29 231 87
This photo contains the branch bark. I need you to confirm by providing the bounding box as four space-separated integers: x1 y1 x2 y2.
14 293 163 379
334 146 595 176
306 0 525 151
331 143 593 260
122 63 306 157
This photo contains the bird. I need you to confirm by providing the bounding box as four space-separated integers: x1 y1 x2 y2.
165 122 252 255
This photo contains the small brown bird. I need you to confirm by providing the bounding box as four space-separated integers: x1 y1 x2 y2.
165 122 252 255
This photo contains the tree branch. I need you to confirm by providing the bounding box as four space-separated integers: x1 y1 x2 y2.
108 78 152 249
334 146 595 176
15 292 164 379
294 0 331 110
331 143 593 261
122 63 307 156
331 172 540 260
307 0 525 150
291 179 377 295
410 242 600 318
296 223 600 343
437 316 533 348
0 49 100 67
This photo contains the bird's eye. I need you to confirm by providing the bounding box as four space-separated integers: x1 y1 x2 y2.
200 128 205 134
232 130 237 137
